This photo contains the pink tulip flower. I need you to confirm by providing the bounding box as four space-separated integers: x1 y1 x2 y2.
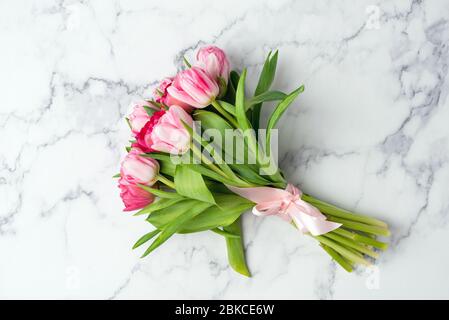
118 178 155 211
167 66 219 108
153 78 192 111
127 100 158 136
135 105 193 155
120 148 160 186
196 45 230 95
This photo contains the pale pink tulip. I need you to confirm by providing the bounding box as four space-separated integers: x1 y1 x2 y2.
134 105 193 155
153 78 192 111
120 148 159 186
167 67 219 108
196 46 230 91
127 100 158 136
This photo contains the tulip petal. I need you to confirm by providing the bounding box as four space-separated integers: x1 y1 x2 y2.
169 105 193 128
167 85 202 108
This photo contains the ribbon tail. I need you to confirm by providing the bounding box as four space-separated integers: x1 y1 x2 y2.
227 183 342 236
288 204 342 236
306 218 342 236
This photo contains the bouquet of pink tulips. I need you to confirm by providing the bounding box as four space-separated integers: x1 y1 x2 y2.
116 46 390 276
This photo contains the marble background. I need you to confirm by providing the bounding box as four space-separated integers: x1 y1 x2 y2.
1 0 448 299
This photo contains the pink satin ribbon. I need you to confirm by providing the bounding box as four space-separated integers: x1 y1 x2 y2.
227 184 341 236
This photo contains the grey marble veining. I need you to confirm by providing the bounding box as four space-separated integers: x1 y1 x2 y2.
1 0 448 299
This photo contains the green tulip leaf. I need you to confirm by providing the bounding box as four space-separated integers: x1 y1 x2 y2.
132 229 161 249
179 202 252 233
147 199 197 228
138 184 182 199
252 50 279 130
174 165 215 204
178 194 253 233
211 228 241 239
216 100 236 116
235 69 252 132
224 218 251 277
246 90 287 110
134 197 185 216
266 86 304 156
142 200 213 257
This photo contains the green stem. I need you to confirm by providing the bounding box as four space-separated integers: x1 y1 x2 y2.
307 198 385 227
210 100 283 186
156 174 175 189
353 230 377 239
211 100 239 127
327 216 391 237
191 142 228 178
334 228 389 251
302 194 388 228
188 120 254 187
191 134 255 188
313 235 371 266
344 245 364 258
320 244 353 272
323 232 379 259
203 145 252 187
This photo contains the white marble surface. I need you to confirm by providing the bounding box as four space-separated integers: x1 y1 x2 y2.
1 0 449 299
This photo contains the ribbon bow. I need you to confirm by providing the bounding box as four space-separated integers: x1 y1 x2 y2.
227 183 341 236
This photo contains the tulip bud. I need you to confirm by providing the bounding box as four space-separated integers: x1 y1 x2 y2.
167 67 219 109
196 46 230 96
118 178 155 211
120 148 159 186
